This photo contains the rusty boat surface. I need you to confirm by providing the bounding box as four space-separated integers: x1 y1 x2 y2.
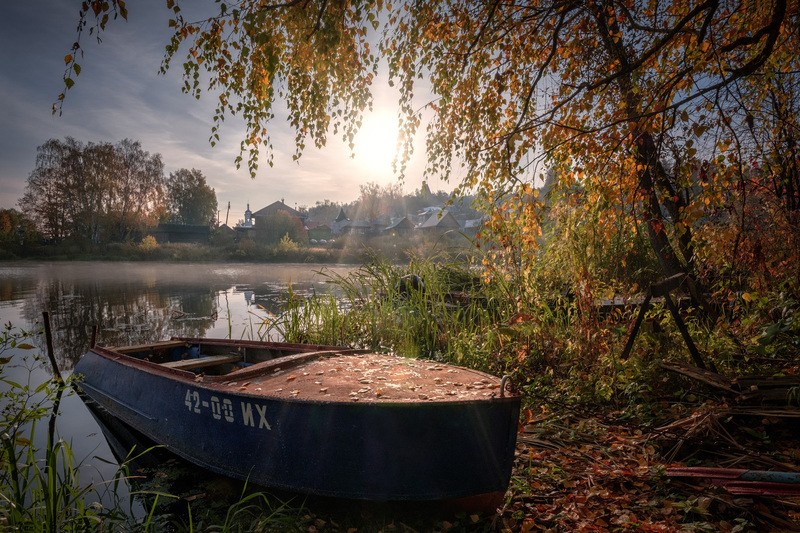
74 338 520 501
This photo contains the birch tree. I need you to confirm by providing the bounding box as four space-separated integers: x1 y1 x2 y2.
61 0 800 294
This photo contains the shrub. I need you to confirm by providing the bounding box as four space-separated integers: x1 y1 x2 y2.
277 233 299 253
138 235 159 252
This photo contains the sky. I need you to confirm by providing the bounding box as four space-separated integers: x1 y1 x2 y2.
0 1 442 225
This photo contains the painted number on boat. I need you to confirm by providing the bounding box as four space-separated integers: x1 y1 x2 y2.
183 389 271 430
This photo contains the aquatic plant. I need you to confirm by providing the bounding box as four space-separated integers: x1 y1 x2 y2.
0 325 92 531
0 325 152 531
0 323 318 532
266 254 517 377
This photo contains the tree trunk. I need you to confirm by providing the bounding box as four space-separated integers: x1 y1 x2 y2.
589 1 712 318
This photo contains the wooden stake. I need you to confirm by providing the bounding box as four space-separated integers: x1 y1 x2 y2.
42 311 63 385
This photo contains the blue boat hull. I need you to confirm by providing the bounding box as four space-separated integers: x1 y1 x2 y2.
75 344 520 501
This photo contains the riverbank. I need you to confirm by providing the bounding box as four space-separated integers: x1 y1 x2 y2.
0 242 376 264
0 235 477 265
3 256 798 530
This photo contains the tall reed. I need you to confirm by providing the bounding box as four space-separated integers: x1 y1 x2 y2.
1 332 96 531
0 326 162 531
262 254 521 376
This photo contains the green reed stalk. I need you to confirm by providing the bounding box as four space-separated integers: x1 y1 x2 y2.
260 254 516 377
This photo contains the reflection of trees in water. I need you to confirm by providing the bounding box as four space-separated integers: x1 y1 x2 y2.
22 279 221 370
9 266 345 372
0 276 38 303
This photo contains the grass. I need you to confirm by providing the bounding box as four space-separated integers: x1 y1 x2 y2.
3 250 798 531
1 348 98 530
268 254 505 363
0 329 141 531
259 253 635 410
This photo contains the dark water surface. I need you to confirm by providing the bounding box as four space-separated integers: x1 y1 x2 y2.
0 261 354 521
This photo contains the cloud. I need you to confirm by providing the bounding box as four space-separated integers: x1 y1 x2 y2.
0 0 448 218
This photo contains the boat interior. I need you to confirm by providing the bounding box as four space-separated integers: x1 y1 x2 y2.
105 338 352 378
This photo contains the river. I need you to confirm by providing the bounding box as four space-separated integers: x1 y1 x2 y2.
0 261 355 521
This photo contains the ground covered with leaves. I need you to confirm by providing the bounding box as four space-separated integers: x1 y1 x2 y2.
496 408 800 532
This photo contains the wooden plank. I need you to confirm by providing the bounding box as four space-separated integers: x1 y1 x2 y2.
734 375 800 389
667 467 800 496
219 349 357 381
620 293 652 360
660 361 737 393
163 354 242 371
737 388 800 404
110 340 189 353
651 273 687 297
663 294 711 371
724 406 800 418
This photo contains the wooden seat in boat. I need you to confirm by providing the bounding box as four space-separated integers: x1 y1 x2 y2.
162 355 242 371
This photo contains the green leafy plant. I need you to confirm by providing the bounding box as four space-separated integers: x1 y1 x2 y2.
0 325 159 531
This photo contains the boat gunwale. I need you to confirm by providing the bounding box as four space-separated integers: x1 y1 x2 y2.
80 339 521 407
90 337 350 377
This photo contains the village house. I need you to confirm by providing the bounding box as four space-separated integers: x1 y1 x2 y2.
417 210 461 237
226 199 478 246
338 219 373 236
210 223 237 245
385 216 415 237
234 200 308 241
307 221 333 242
251 200 306 226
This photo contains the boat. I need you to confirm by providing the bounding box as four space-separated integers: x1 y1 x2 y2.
74 338 520 502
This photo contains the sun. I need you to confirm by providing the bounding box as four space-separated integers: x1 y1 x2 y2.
352 111 399 178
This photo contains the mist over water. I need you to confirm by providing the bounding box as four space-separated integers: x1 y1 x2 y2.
0 261 354 369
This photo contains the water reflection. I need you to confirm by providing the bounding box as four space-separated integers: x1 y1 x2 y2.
83 399 296 524
0 262 351 371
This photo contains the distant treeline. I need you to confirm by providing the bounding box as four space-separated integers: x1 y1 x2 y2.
1 137 484 260
12 138 217 247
